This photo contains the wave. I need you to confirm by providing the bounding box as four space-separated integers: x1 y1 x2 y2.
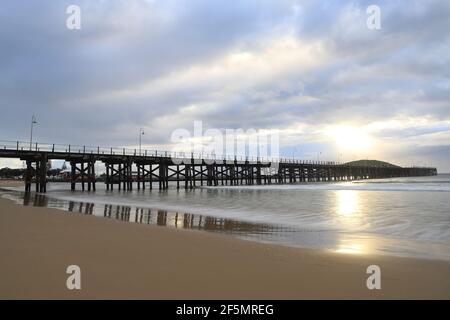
204 182 450 192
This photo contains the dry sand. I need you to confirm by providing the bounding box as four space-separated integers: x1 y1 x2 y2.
0 196 449 299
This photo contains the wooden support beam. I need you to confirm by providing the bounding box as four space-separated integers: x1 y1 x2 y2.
137 163 141 190
25 160 33 193
149 164 153 190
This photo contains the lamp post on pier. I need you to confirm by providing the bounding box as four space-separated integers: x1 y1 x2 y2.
29 114 37 150
139 128 145 156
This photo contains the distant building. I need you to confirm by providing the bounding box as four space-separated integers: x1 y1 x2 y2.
58 169 71 179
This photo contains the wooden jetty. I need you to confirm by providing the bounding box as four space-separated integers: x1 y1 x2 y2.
0 141 438 193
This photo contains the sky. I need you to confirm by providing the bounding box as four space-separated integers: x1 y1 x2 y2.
0 0 449 171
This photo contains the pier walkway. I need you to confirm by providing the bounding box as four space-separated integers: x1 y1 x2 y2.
0 140 437 193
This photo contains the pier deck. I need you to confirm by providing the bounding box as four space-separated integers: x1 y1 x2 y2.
0 141 438 193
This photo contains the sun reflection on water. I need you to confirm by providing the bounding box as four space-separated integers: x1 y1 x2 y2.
337 190 359 216
334 190 369 255
335 242 366 254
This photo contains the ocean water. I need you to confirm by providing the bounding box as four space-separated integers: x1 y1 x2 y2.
2 174 450 261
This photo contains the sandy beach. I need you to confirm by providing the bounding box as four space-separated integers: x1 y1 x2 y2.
0 195 449 300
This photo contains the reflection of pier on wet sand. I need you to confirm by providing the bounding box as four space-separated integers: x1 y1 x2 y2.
20 193 287 236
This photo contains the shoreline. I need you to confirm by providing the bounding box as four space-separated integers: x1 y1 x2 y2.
1 197 450 299
0 179 23 187
2 183 450 263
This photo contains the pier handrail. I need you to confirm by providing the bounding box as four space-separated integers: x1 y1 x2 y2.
0 139 436 169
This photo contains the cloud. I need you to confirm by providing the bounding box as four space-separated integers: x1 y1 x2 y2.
0 0 449 171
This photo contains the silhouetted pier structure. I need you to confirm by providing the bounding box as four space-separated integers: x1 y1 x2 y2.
0 140 438 193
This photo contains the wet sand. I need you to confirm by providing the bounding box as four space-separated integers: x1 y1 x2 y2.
0 179 23 187
0 196 450 299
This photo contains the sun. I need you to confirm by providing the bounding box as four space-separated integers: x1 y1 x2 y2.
326 125 373 152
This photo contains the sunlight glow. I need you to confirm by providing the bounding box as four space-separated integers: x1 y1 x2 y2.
326 125 373 153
